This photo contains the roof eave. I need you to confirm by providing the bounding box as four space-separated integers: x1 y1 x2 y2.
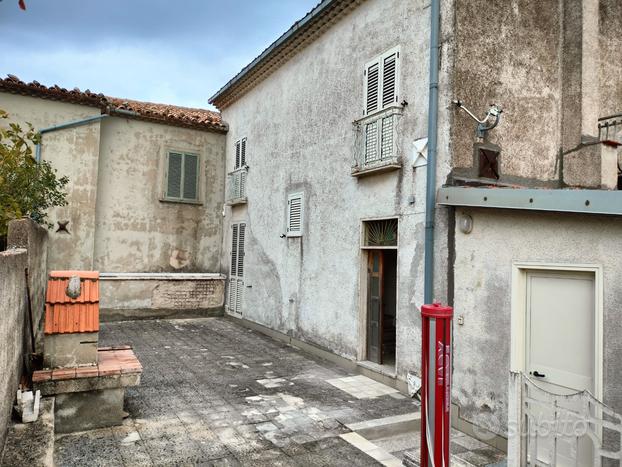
209 0 360 109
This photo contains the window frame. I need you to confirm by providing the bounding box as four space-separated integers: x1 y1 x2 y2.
363 46 401 118
162 149 202 204
286 192 304 238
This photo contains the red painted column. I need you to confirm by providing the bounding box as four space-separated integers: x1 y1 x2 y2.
420 303 453 467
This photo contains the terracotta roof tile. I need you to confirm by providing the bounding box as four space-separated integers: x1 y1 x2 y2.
33 348 142 382
0 74 227 133
44 271 99 334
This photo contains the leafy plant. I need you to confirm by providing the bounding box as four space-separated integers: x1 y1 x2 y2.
0 109 68 236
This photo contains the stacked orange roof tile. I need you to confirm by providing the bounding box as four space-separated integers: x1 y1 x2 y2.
45 271 100 334
0 74 227 133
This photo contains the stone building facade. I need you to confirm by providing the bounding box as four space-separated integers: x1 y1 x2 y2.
210 0 622 458
0 77 228 317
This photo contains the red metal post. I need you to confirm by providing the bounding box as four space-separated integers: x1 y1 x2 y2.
420 303 453 467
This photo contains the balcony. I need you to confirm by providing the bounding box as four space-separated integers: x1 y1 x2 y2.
227 166 248 205
351 107 403 177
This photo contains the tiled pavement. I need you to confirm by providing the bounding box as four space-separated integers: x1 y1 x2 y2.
54 318 420 466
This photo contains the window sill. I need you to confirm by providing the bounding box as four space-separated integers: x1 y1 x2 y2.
351 158 402 178
159 198 203 206
227 197 247 206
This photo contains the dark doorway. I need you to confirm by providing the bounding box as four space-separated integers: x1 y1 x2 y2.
366 249 397 366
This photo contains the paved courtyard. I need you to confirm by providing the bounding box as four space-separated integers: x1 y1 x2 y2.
54 318 420 466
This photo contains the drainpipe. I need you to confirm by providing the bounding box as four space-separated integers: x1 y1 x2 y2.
34 109 139 162
424 0 441 304
34 113 110 162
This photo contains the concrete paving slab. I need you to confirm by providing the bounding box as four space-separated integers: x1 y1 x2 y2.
54 317 415 466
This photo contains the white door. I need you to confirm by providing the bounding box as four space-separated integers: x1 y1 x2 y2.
525 271 596 466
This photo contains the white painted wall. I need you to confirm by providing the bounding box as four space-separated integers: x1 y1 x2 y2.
452 207 622 439
219 0 454 379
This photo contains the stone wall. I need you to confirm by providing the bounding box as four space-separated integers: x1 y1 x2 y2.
0 219 48 454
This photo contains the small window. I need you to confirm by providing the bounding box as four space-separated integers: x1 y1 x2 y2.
363 47 400 117
165 151 200 202
363 219 398 247
286 192 304 237
235 137 247 169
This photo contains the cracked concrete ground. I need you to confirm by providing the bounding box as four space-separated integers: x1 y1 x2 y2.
54 318 419 466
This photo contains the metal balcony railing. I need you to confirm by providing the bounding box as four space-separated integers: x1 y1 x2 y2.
227 167 247 204
352 107 402 176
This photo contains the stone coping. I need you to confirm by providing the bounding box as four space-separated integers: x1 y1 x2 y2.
100 272 225 281
32 347 142 396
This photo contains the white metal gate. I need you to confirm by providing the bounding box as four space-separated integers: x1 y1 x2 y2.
511 372 622 466
228 223 245 315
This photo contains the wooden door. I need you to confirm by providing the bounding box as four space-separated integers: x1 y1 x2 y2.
367 250 384 364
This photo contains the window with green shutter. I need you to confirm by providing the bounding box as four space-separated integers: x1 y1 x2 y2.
164 151 200 203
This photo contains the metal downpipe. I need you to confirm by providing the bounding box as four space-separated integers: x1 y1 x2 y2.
34 114 110 162
424 0 441 304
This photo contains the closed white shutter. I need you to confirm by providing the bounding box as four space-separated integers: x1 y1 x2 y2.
235 278 243 315
364 61 380 115
230 224 238 276
287 193 304 237
237 223 245 277
228 222 246 315
228 279 237 311
362 47 400 116
240 138 247 166
381 51 398 108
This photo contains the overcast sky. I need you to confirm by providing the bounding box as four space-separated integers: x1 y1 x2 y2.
0 0 318 109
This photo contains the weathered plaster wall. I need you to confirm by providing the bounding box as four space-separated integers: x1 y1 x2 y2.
0 223 47 454
452 208 622 438
0 93 102 270
451 0 563 184
0 249 27 455
7 218 49 355
451 0 621 188
599 0 622 118
94 117 225 273
220 0 454 380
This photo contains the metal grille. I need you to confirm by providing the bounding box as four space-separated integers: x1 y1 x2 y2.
380 116 394 159
514 372 622 466
365 121 379 163
228 167 248 201
366 63 379 115
364 219 398 247
382 53 397 108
